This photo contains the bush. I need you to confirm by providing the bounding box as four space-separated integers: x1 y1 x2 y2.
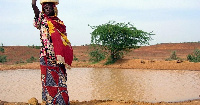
187 49 200 62
89 49 106 63
0 47 4 53
0 55 7 63
27 56 37 63
170 51 178 60
73 55 78 61
166 51 179 61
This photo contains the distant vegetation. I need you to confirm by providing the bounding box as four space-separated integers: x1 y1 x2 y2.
15 59 25 64
166 51 182 61
0 55 7 63
26 56 37 63
165 49 200 63
187 49 200 62
0 47 4 53
15 56 38 64
73 55 78 61
28 44 40 49
0 43 7 63
0 43 4 53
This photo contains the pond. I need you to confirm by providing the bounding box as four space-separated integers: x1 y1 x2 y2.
0 68 200 103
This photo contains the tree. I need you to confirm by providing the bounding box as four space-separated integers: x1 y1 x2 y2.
89 21 154 64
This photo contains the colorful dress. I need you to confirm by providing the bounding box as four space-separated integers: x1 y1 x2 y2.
33 12 73 105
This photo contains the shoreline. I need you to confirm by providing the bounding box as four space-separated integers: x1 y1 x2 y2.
1 59 200 71
1 99 200 105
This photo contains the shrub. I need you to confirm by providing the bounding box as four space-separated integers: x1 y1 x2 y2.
0 47 4 53
166 51 179 61
73 55 78 61
27 56 37 63
187 49 200 62
0 55 7 63
89 49 106 63
170 51 178 60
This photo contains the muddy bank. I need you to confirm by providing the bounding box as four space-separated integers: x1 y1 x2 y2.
1 59 200 71
1 98 200 105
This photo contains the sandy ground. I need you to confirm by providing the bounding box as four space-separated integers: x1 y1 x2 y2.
1 99 200 105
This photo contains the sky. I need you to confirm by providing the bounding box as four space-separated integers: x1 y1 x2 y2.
0 0 200 46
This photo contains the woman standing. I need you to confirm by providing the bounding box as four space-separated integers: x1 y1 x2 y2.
32 0 73 104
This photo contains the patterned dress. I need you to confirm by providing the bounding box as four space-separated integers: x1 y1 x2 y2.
33 12 73 105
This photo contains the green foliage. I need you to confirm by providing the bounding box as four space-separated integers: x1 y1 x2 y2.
187 49 200 62
0 47 4 53
73 55 78 61
166 51 180 61
89 21 154 63
26 56 37 63
170 51 178 60
0 55 7 63
89 47 106 63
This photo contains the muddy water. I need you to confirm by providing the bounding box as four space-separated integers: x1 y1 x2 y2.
0 68 200 103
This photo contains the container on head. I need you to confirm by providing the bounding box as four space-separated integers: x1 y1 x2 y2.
40 0 59 5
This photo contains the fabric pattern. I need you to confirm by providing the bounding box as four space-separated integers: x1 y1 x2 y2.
34 12 57 65
33 12 72 105
40 57 69 105
33 12 73 66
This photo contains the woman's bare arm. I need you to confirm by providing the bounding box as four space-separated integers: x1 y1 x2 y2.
32 0 40 18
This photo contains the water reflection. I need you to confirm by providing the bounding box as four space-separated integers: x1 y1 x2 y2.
67 68 200 102
89 68 146 101
0 68 200 103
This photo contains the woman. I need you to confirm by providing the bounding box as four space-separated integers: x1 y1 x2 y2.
32 0 73 104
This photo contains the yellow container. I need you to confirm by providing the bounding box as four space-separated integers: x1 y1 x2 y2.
40 0 59 5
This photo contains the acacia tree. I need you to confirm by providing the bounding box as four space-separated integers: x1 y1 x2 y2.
89 21 154 63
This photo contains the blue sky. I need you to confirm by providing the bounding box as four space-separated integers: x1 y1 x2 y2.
0 0 200 46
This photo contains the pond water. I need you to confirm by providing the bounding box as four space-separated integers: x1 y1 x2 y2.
0 68 200 103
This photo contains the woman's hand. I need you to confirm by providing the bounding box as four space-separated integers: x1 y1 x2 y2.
32 0 39 18
32 0 37 5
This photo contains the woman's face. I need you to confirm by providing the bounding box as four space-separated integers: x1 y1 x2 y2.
43 3 54 16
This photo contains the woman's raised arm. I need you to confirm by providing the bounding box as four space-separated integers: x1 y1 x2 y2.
32 0 40 18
